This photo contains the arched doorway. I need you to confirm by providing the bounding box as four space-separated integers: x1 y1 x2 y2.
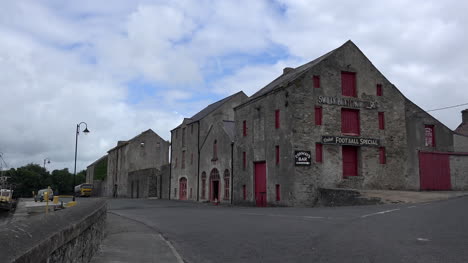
179 177 187 200
209 169 220 202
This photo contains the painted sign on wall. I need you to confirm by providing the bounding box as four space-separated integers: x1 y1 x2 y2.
318 96 378 110
294 151 311 166
322 136 380 146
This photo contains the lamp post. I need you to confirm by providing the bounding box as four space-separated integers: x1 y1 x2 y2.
43 158 51 169
73 122 90 201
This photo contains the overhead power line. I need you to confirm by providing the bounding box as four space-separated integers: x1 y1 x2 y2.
426 102 468 113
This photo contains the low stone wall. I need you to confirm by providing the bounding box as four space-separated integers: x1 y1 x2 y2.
318 188 382 206
0 199 106 263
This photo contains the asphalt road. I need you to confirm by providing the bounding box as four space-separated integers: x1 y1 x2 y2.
107 197 468 263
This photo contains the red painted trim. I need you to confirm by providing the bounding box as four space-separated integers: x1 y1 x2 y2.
376 84 382 96
275 184 280 201
275 109 280 129
243 151 246 170
315 106 322 126
313 75 320 89
379 147 386 164
275 145 280 165
378 112 385 130
243 120 247 136
316 143 323 163
419 150 468 156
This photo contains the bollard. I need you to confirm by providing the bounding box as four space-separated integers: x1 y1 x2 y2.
53 196 59 204
44 191 49 214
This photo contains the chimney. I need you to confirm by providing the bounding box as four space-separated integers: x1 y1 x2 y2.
462 109 468 123
283 67 294 74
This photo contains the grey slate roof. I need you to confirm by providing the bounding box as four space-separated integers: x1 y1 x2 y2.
107 129 160 153
188 91 246 124
236 41 350 109
87 154 108 168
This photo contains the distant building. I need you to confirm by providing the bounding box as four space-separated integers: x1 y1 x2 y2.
86 155 108 196
170 92 247 202
454 109 468 152
103 129 170 198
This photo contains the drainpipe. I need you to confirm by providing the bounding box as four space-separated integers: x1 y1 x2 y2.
169 138 172 200
196 122 200 202
230 141 234 205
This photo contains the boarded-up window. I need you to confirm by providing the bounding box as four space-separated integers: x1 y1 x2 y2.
377 84 383 96
275 109 280 129
341 72 357 97
425 125 435 147
243 185 246 200
243 120 247 136
313 75 320 89
378 112 385 130
342 146 358 177
341 109 360 135
275 184 281 201
316 143 323 163
379 147 386 164
315 106 322 126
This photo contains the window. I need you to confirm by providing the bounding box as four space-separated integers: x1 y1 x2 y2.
275 109 280 129
275 184 281 201
425 125 435 147
243 151 246 170
181 151 185 169
341 71 357 97
275 145 280 165
377 84 383 96
341 109 360 135
315 106 322 126
313 75 320 89
243 120 247 136
243 185 247 200
213 140 218 160
316 143 323 163
224 170 230 200
379 147 386 164
201 172 207 199
378 112 385 130
190 153 193 165
182 128 186 147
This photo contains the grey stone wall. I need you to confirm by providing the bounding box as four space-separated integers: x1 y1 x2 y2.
450 154 468 190
104 130 170 198
0 199 106 263
454 134 468 152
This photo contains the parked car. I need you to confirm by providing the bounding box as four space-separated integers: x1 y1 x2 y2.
35 188 54 202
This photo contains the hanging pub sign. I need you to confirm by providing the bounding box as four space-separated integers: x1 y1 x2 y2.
295 151 311 166
322 136 380 147
318 96 378 110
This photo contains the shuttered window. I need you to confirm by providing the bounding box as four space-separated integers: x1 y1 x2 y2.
379 147 386 164
313 75 320 88
316 143 323 163
224 170 230 200
342 146 358 177
243 120 247 136
201 173 206 199
341 72 357 97
275 109 280 129
425 125 435 147
377 84 383 96
378 112 385 130
341 109 360 135
315 106 322 126
275 184 281 201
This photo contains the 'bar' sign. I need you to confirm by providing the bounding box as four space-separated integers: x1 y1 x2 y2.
295 151 311 166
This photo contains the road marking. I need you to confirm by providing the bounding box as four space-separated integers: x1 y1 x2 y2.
158 234 185 263
361 208 400 218
417 238 430 242
243 213 325 219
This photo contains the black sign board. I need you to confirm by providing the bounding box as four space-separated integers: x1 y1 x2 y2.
322 136 380 147
295 151 311 166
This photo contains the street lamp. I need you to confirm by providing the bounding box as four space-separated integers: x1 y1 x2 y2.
73 122 90 201
43 158 51 169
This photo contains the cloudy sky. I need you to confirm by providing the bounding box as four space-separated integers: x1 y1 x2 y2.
0 0 467 171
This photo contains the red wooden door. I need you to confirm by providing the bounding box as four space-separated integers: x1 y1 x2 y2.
179 178 187 200
254 162 267 207
419 152 451 190
342 146 358 177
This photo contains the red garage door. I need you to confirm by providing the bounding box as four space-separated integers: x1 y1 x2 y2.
342 146 358 177
419 152 451 190
255 162 267 207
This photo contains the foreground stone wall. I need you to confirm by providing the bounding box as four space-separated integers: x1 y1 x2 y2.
450 154 468 190
0 199 106 263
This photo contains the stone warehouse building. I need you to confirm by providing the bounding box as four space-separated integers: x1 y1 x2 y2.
170 92 247 202
102 129 170 198
233 40 468 206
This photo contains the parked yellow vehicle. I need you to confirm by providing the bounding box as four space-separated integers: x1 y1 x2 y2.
74 184 93 197
0 189 15 210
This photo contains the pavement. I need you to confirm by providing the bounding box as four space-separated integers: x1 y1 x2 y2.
358 189 468 204
91 192 468 263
